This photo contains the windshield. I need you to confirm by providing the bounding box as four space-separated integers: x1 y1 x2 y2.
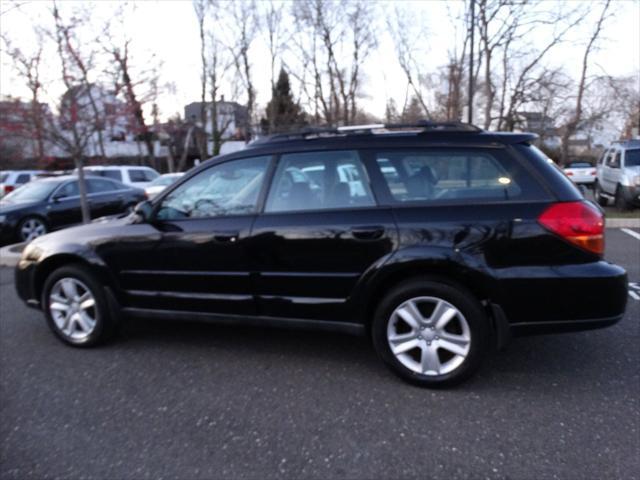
149 175 180 187
1 179 59 203
625 149 640 167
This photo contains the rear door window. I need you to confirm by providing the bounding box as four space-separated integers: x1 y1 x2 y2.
87 178 119 193
129 169 157 182
373 149 545 204
265 151 375 212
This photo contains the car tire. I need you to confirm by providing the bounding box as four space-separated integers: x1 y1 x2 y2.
17 216 48 242
371 278 490 388
615 186 630 211
594 183 608 207
42 264 118 347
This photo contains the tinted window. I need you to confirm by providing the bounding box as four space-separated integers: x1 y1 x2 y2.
0 173 8 183
56 181 80 198
606 151 621 168
87 178 118 193
625 149 640 167
156 156 270 220
102 170 123 181
16 174 31 184
566 162 592 169
129 169 158 182
374 149 543 203
266 150 375 212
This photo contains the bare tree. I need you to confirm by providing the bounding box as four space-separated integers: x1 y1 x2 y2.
51 2 92 223
387 5 431 118
263 0 288 133
226 0 259 137
560 0 612 164
53 6 108 160
193 0 209 158
292 0 376 126
1 32 46 164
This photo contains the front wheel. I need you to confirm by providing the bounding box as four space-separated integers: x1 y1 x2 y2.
615 186 630 211
18 216 47 242
371 279 490 387
42 264 118 347
594 182 608 207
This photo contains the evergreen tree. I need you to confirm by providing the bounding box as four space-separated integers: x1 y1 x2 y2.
261 68 306 134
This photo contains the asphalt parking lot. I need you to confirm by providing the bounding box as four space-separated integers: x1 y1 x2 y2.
1 229 639 480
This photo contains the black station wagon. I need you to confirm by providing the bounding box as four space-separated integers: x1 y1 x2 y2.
15 122 628 386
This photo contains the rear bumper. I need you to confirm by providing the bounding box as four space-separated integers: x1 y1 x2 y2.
492 261 628 333
509 314 623 336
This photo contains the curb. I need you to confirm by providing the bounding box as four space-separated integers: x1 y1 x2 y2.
606 218 640 228
0 243 26 268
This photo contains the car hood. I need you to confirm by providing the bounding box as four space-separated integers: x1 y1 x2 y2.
0 200 40 214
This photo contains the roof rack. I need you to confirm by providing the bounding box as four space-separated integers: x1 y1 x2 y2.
253 121 482 145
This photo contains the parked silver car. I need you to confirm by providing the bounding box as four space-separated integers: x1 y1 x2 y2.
563 161 596 188
595 140 640 210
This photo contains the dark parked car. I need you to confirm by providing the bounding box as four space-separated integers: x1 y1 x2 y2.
15 123 627 387
0 175 145 244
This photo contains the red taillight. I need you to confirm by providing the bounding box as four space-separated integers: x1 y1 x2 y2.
538 201 604 255
4 185 14 194
565 171 573 176
590 170 596 176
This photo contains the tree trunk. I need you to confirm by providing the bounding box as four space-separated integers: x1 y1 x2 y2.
74 157 91 224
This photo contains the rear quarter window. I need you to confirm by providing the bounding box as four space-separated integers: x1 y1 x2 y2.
372 148 547 204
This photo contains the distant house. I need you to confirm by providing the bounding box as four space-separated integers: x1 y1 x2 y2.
59 84 136 141
184 99 249 140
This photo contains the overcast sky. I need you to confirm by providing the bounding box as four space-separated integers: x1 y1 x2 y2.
1 0 639 121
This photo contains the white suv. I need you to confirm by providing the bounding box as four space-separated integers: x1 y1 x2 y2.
0 170 43 198
595 140 640 210
80 166 160 189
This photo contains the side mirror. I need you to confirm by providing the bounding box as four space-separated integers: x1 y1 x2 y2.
132 200 153 223
51 193 66 203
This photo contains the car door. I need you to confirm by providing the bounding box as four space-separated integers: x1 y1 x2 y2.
107 155 272 316
47 180 83 229
602 149 621 194
86 178 127 217
251 150 398 322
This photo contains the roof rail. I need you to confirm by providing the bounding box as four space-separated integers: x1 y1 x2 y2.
253 120 482 145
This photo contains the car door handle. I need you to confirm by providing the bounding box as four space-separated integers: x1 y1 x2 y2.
351 226 385 240
213 231 239 243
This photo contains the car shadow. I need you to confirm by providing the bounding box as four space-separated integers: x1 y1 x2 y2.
115 315 625 391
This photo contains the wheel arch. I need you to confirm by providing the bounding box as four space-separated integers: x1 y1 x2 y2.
33 253 118 304
358 260 496 333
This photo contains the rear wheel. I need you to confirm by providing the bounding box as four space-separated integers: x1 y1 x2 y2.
594 182 608 207
615 186 630 211
42 264 118 347
371 279 489 387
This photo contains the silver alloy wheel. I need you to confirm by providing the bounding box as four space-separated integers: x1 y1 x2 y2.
48 277 97 341
20 218 46 242
387 296 471 376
